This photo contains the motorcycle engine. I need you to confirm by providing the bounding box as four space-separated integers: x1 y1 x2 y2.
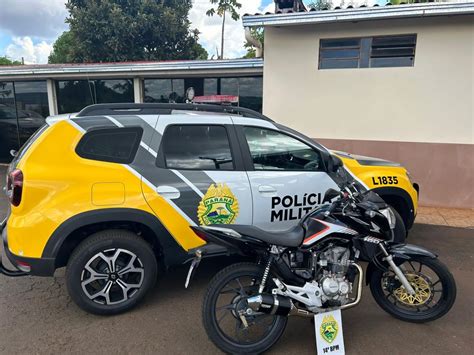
317 246 352 306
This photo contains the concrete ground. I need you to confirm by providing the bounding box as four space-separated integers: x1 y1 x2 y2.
0 165 473 354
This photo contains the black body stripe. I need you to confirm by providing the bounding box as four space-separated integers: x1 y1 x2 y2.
73 117 116 130
130 146 201 224
177 170 215 194
109 115 157 146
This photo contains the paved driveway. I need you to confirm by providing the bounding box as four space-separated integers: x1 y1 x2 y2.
0 165 473 354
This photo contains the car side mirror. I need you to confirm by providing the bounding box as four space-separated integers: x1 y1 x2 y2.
322 188 340 203
330 155 343 172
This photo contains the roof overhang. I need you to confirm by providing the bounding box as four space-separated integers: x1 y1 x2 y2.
242 2 474 27
0 58 263 80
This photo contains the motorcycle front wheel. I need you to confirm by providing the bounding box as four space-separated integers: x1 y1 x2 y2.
202 262 288 354
370 256 456 323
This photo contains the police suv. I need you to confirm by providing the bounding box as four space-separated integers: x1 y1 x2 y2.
1 103 418 314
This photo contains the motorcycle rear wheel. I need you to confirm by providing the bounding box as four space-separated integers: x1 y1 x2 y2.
369 256 456 323
202 262 288 354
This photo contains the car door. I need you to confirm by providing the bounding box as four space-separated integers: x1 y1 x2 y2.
236 124 339 231
143 114 253 230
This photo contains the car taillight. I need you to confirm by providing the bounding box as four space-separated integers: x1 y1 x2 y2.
6 169 23 207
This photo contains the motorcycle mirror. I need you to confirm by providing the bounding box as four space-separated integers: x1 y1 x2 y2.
330 155 343 172
322 188 340 203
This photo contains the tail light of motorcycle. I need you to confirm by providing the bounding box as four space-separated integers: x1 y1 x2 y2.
6 169 24 207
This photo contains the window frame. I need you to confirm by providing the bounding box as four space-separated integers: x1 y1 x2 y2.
75 126 143 164
237 125 326 173
156 123 242 171
319 34 417 70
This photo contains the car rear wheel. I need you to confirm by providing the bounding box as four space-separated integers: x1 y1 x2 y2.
66 229 157 315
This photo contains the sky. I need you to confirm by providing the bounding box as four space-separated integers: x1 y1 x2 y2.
0 0 384 64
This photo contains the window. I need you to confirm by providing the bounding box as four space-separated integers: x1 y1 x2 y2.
319 34 416 69
56 79 134 114
144 76 263 112
160 125 234 170
370 35 417 68
144 79 185 103
14 81 49 145
244 127 322 171
238 77 263 112
76 127 143 164
0 80 49 162
204 78 218 95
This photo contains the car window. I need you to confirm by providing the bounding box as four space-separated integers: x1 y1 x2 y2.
243 127 323 171
161 125 234 170
76 127 143 164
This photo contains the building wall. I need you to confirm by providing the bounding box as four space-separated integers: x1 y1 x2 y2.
263 16 474 208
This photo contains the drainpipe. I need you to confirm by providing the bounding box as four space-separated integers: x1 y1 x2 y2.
245 27 263 58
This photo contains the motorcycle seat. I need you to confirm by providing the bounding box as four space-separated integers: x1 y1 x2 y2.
214 224 305 247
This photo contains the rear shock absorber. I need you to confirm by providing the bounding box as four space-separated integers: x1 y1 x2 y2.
258 256 273 294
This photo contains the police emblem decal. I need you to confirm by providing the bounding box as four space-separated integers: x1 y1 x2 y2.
198 183 239 225
320 314 339 344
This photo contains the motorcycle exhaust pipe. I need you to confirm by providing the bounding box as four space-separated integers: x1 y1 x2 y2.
247 294 293 316
247 294 313 317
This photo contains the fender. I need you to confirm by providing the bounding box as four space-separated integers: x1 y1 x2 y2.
42 208 188 268
365 243 437 285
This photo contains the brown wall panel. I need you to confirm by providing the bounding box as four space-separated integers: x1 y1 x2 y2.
317 138 473 208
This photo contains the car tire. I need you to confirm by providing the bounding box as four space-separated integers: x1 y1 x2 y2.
66 229 157 315
389 206 406 243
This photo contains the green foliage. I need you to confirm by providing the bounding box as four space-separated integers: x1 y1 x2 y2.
243 28 264 59
206 0 242 21
48 31 75 64
306 0 333 10
206 0 242 59
0 56 22 66
55 0 207 63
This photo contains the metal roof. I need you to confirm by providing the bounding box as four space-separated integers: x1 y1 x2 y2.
242 2 474 27
0 58 263 80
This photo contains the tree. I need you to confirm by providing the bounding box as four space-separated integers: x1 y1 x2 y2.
206 0 242 59
59 0 207 63
48 31 76 64
243 28 264 59
307 0 333 10
0 56 22 66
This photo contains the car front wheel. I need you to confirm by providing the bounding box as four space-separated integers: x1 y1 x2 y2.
66 229 157 315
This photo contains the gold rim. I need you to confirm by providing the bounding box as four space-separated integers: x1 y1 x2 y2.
393 273 432 306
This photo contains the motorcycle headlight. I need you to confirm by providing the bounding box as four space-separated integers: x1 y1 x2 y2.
380 208 396 229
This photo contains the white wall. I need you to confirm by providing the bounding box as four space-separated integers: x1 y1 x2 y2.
263 16 474 145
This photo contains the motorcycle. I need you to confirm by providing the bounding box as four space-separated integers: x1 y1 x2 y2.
185 160 456 354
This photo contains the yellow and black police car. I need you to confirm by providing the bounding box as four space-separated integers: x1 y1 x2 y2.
1 103 418 314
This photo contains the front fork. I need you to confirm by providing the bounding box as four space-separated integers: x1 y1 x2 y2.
379 243 416 295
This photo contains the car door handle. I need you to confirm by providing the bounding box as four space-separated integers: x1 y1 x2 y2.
258 185 277 194
156 186 180 200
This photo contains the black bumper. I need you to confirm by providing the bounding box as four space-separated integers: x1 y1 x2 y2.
1 219 56 277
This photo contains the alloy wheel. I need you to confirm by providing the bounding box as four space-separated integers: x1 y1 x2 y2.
80 248 145 305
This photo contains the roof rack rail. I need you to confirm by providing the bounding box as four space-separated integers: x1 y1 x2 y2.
76 103 274 122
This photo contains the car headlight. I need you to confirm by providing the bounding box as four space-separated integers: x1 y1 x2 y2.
380 208 396 229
